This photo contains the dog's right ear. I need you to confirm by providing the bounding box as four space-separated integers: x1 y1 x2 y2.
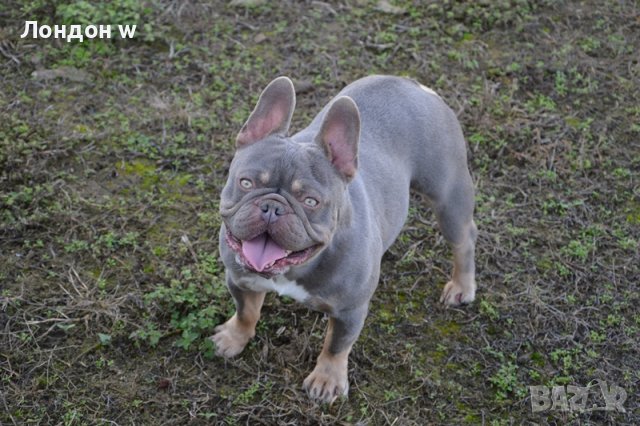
236 77 296 148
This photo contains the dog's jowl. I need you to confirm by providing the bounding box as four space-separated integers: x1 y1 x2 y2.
212 75 477 403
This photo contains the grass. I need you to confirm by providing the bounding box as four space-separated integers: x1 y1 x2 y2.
1 0 639 424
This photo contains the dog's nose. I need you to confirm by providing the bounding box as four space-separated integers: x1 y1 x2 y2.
260 200 285 223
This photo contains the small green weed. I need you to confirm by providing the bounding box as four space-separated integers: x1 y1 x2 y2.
479 299 500 321
561 239 590 262
525 93 556 113
488 362 525 401
234 381 273 405
55 0 148 26
129 321 162 347
555 70 568 96
133 254 228 357
579 36 601 54
64 239 90 253
549 346 582 376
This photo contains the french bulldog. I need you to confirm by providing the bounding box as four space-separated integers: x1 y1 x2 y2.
212 75 477 403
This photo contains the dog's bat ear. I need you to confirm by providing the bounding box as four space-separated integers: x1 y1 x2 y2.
315 96 360 182
236 76 296 148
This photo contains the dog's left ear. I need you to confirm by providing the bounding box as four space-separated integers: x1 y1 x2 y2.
315 96 360 181
236 77 296 148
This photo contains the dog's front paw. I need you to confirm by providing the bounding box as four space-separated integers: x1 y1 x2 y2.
303 358 349 404
440 279 476 306
210 315 253 358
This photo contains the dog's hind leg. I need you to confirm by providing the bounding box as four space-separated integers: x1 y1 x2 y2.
433 176 478 306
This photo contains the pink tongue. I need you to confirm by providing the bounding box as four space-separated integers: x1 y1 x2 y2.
242 234 288 272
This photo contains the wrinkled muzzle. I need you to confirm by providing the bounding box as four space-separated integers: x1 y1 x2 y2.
221 190 327 274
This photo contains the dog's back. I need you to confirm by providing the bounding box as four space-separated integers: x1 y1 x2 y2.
295 75 472 250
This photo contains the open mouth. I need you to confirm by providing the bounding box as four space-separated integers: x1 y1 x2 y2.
225 231 320 274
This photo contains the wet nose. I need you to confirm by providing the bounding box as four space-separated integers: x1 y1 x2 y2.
260 200 285 223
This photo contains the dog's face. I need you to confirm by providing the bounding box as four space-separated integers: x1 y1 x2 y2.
220 77 360 275
221 136 345 274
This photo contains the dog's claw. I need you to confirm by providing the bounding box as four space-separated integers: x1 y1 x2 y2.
210 317 253 358
303 362 348 404
440 280 475 306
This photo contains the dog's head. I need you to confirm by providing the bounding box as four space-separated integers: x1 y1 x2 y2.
220 77 360 275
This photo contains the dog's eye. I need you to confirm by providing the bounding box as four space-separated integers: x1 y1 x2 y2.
239 178 253 190
304 197 319 207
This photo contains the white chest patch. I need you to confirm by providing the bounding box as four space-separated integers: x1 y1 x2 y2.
238 275 310 303
419 83 441 99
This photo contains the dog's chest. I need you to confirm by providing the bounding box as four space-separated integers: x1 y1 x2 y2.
238 275 310 303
